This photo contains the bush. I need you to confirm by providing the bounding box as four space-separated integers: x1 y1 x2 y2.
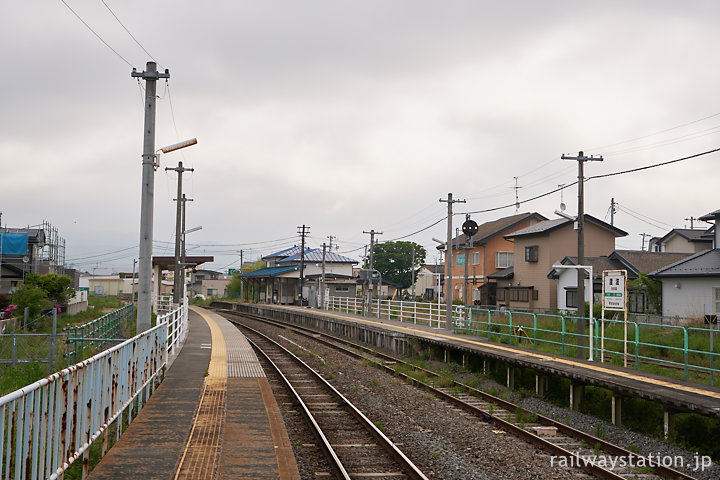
11 284 51 319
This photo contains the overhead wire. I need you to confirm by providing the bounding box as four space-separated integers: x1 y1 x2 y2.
100 0 161 67
59 0 135 68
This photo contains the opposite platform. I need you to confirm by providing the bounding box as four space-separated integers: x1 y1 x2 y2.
89 306 299 480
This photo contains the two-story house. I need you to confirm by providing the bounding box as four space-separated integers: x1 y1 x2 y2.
443 212 547 305
648 228 712 253
495 215 627 311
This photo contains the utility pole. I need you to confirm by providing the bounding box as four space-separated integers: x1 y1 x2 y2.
327 235 336 250
180 194 193 298
166 162 194 303
512 177 522 213
439 193 466 330
130 258 137 307
239 249 244 301
411 246 416 299
562 151 603 359
610 198 616 226
640 232 651 251
132 61 170 333
685 216 698 229
363 229 382 315
321 243 327 309
297 225 309 304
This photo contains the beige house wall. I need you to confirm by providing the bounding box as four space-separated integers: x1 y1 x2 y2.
509 222 617 310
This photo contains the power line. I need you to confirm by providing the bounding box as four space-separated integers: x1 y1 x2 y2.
615 203 675 228
587 147 720 181
59 0 134 68
591 111 720 151
100 0 161 67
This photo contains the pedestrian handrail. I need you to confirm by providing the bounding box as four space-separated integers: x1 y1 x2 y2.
325 296 720 385
158 300 188 357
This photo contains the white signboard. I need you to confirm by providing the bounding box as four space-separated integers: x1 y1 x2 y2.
603 271 626 311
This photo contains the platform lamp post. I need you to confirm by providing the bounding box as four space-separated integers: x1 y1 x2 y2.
182 226 202 298
552 263 594 361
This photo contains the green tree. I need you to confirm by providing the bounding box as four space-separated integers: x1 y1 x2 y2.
368 241 426 289
24 273 75 305
11 284 51 318
227 259 265 299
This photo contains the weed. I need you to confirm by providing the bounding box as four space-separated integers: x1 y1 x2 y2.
349 384 358 393
328 373 335 380
203 369 209 377
594 423 607 439
594 443 601 455
626 444 638 453
375 421 385 432
488 403 495 415
433 451 439 459
368 379 381 388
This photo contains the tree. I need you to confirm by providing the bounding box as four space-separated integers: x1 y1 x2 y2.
227 259 265 299
24 273 75 305
368 241 426 289
628 272 662 314
11 284 51 319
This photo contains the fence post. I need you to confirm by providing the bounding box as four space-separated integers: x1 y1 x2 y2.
508 312 513 346
50 308 57 373
12 333 17 367
561 316 566 356
414 302 417 324
634 322 639 370
488 310 492 340
683 327 689 381
533 314 538 351
400 301 404 322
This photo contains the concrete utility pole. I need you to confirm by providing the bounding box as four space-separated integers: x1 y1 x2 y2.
239 249 244 301
363 229 382 314
327 235 336 250
298 225 309 304
132 61 169 333
166 162 194 303
610 198 616 226
411 246 416 299
180 194 193 297
439 193 466 330
321 243 327 309
640 232 651 251
562 151 603 359
685 216 698 229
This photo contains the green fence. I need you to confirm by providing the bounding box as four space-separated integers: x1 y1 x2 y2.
65 303 134 364
456 307 720 385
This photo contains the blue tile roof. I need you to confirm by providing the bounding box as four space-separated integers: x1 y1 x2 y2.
278 248 358 264
262 245 308 260
240 265 298 278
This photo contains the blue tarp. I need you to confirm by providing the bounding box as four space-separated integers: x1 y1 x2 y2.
0 233 28 255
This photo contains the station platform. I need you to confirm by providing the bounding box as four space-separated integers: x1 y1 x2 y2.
227 302 720 419
88 306 300 480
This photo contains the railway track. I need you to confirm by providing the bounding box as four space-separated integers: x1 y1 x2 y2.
221 309 700 480
235 320 430 480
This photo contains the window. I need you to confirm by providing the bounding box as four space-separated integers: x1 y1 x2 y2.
496 251 514 268
335 286 350 292
472 252 481 265
509 288 529 302
207 288 218 296
525 246 538 262
496 289 506 301
456 254 465 266
566 289 577 308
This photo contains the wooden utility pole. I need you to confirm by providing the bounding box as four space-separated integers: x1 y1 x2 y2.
562 151 603 359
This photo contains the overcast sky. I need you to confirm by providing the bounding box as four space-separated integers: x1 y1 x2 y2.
2 1 720 273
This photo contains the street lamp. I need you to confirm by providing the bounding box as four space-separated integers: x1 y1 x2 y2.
553 263 595 361
182 226 202 298
137 137 197 333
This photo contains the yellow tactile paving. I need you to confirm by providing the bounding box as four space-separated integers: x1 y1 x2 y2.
271 304 720 401
174 307 228 480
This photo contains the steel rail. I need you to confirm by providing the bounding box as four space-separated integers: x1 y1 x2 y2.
230 319 430 480
223 310 699 480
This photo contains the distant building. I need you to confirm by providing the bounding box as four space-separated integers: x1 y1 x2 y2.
648 228 712 254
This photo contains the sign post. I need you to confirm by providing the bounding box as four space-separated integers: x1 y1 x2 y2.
602 270 627 365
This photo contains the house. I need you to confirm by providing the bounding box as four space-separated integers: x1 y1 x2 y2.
495 215 627 311
650 209 720 320
549 250 691 313
0 228 46 294
410 264 445 299
188 270 231 298
648 228 712 253
439 212 547 304
241 246 358 304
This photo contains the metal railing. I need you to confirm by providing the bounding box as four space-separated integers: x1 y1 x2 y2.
325 296 720 384
0 299 189 480
65 304 134 365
